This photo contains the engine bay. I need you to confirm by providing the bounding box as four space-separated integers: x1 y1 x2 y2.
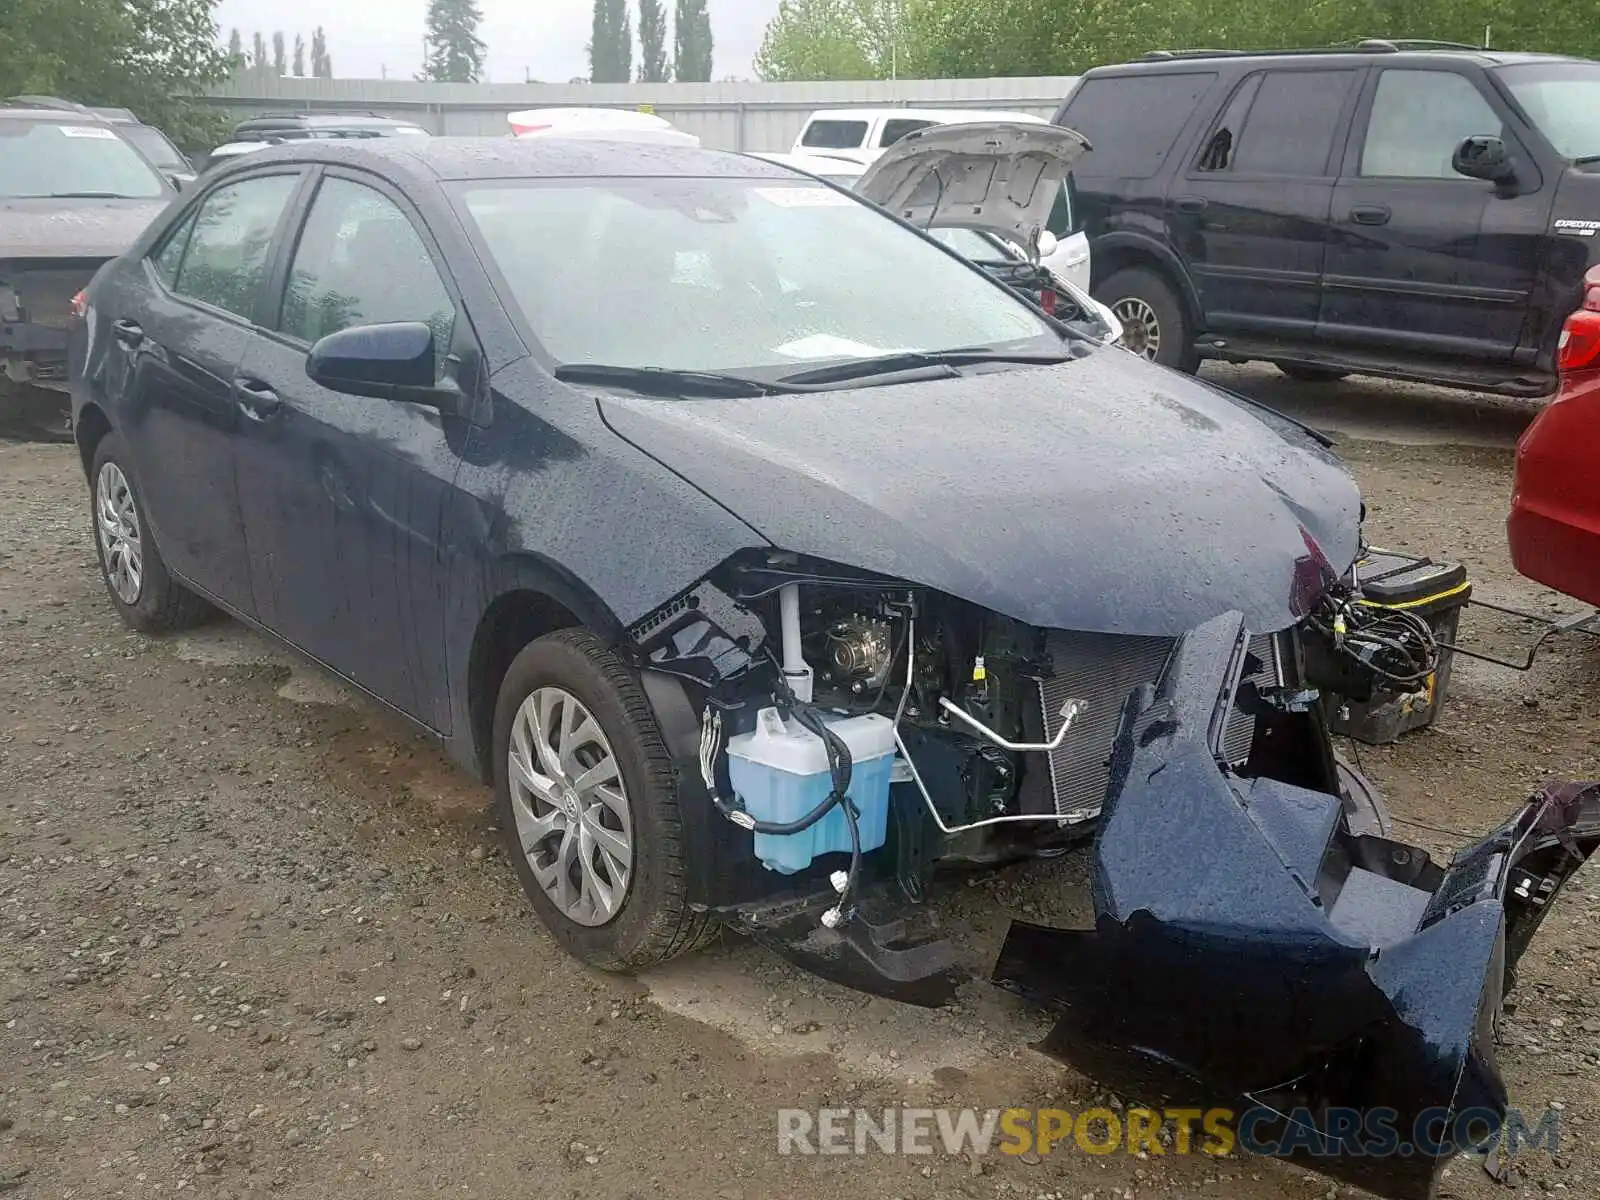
628 547 1447 932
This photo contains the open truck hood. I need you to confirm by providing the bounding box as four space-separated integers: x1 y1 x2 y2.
854 122 1089 252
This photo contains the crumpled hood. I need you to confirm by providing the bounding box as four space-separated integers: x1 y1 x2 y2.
598 348 1361 636
0 198 171 261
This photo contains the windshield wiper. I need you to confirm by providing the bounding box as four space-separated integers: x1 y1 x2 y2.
776 349 1074 387
42 191 144 199
554 362 802 398
1572 154 1600 165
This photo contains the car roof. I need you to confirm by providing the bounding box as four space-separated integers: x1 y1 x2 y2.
0 103 112 123
1084 44 1590 76
212 135 803 185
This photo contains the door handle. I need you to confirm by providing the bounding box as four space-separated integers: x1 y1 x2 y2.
111 319 143 348
1349 205 1391 226
234 377 282 420
1173 196 1208 214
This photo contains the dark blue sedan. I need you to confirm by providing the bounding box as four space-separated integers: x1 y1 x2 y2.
68 138 1599 1200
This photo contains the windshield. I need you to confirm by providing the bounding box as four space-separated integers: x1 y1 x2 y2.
119 124 188 171
459 176 1057 375
1499 62 1600 160
0 119 167 198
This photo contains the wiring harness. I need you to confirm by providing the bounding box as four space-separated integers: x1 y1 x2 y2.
1310 587 1441 690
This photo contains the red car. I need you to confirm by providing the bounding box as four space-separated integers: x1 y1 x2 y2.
1509 264 1600 606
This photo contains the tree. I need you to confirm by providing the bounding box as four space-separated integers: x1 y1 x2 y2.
673 0 712 81
589 0 632 83
271 30 285 76
311 27 332 78
252 30 267 69
420 0 487 83
637 0 670 82
755 0 906 81
292 33 305 77
0 0 236 145
227 27 242 63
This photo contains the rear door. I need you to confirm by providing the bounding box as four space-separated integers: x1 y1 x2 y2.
1321 66 1546 362
112 169 305 616
1168 67 1363 340
231 169 470 729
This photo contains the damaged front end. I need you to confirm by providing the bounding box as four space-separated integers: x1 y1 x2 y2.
994 611 1600 1200
623 543 1598 1200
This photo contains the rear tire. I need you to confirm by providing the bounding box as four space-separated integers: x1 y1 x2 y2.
1278 363 1348 384
493 628 719 971
1096 267 1199 373
89 432 212 633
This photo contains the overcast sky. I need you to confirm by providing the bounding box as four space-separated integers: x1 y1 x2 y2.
214 0 777 83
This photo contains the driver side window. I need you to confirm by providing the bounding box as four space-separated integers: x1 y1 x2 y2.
278 176 457 376
1361 70 1505 179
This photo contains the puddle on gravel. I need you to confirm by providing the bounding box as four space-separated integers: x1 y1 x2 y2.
172 623 362 709
642 944 1062 1093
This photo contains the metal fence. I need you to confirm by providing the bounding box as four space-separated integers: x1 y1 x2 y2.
204 75 1081 151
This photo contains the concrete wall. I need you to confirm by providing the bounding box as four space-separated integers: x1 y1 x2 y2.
205 75 1081 151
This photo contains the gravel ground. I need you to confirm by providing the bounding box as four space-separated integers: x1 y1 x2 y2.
3 368 1599 1200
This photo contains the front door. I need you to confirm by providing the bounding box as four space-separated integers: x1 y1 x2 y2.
232 170 468 729
113 170 305 616
1167 67 1362 340
1321 66 1547 363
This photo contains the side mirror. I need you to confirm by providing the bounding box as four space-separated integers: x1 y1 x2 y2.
1036 230 1059 259
1453 135 1516 184
307 321 457 407
168 173 194 192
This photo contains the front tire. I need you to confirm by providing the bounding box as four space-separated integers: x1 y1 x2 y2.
1096 266 1199 373
89 432 211 633
492 628 718 970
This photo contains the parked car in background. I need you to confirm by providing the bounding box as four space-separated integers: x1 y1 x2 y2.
1055 41 1600 393
225 112 430 143
752 142 1093 294
1 101 177 438
8 96 195 185
791 107 1050 165
1508 263 1600 606
68 137 1600 1200
198 115 432 174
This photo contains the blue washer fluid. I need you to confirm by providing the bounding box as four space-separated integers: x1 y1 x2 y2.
725 707 898 874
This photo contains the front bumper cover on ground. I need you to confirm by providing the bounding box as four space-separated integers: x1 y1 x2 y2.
993 612 1600 1200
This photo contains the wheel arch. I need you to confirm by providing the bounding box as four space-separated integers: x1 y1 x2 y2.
1090 233 1204 330
74 402 113 479
464 554 627 783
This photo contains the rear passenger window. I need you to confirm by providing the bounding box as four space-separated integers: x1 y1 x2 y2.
1209 70 1356 176
1360 70 1505 178
880 118 936 147
278 177 456 374
801 120 868 149
150 210 197 286
172 174 298 318
1058 72 1217 178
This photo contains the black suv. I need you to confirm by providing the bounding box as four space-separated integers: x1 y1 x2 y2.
1056 40 1600 395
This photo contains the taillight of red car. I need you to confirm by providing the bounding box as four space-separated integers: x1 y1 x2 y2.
1556 268 1600 381
69 290 88 321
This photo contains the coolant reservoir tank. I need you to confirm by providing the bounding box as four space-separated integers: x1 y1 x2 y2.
725 707 896 874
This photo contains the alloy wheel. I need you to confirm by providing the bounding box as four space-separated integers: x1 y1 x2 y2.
95 462 144 605
1111 296 1161 361
507 686 634 927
